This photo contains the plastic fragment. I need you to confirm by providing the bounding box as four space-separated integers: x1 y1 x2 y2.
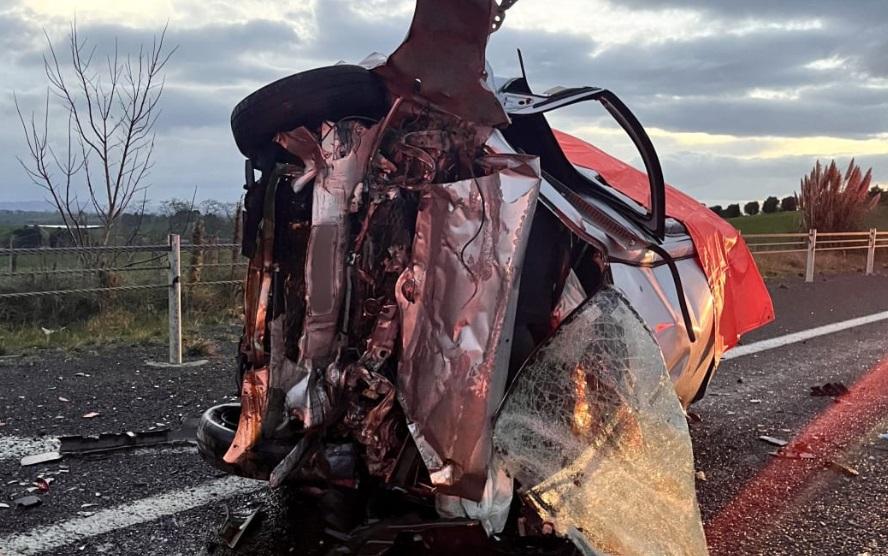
21 452 63 467
58 397 70 403
14 495 42 508
0 503 10 509
82 412 100 419
771 442 816 459
827 460 859 477
218 506 262 549
810 382 849 397
758 435 789 447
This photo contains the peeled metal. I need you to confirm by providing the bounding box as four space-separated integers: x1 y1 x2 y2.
224 367 269 464
275 123 384 429
494 287 708 555
395 154 541 499
374 0 508 127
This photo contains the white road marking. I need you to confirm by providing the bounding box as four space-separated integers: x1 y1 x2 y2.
0 436 59 460
0 476 263 555
724 309 888 360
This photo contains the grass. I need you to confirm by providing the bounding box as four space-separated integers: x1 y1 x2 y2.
0 289 239 355
726 211 801 234
727 206 888 235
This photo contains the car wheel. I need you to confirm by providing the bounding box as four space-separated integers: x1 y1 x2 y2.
196 403 290 480
230 65 389 158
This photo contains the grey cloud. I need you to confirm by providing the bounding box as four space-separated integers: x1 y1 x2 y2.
662 151 888 205
614 0 888 78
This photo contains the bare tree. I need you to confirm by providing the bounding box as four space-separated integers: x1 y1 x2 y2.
16 21 176 248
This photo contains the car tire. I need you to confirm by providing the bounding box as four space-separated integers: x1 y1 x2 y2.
230 65 390 158
196 403 290 480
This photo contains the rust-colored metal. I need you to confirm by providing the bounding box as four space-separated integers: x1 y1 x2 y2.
223 366 269 464
373 0 508 127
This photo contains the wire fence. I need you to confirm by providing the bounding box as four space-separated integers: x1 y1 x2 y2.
2 228 885 361
743 228 887 281
1 235 244 363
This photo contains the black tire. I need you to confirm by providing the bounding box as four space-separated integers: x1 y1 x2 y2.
196 403 291 480
230 65 389 158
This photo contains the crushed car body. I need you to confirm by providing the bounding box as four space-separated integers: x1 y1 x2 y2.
197 1 774 553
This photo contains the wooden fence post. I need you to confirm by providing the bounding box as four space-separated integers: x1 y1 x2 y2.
805 229 817 283
168 234 183 364
866 228 877 276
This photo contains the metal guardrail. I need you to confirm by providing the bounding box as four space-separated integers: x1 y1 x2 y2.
1 235 243 364
744 228 887 282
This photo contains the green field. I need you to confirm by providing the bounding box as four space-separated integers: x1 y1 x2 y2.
727 206 888 234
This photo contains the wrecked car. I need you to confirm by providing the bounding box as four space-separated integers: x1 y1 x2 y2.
197 1 774 553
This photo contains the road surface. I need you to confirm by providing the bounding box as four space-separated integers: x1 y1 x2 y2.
2 273 888 555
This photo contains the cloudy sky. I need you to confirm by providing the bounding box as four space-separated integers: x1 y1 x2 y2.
2 0 887 208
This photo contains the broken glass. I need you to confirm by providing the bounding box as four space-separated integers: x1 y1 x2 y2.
494 287 708 555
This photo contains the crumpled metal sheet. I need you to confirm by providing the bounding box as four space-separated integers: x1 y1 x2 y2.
274 123 383 429
224 367 269 464
493 287 708 555
395 154 541 500
374 0 508 127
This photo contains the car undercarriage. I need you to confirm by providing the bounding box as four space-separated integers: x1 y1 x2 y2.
197 1 773 554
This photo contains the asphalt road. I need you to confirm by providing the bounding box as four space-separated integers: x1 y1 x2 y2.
2 273 888 555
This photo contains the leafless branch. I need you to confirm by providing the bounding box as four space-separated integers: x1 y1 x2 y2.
16 20 175 249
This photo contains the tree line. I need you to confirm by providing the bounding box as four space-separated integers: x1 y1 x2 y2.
711 185 885 219
709 195 797 218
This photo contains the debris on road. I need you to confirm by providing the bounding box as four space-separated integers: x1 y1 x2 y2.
0 502 10 509
82 412 101 419
20 451 63 467
771 441 816 459
20 420 199 466
759 435 789 447
217 506 262 549
58 422 198 455
34 478 52 492
810 382 849 397
58 396 70 403
749 399 763 404
827 460 859 477
695 471 707 481
14 495 42 509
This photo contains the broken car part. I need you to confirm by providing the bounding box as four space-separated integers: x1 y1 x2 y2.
197 0 773 553
217 506 262 549
494 288 707 555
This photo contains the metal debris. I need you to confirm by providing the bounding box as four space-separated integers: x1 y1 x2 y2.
758 435 789 447
58 423 198 455
218 506 261 549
